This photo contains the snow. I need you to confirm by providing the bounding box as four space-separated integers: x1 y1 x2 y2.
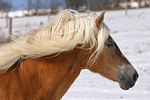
0 8 150 100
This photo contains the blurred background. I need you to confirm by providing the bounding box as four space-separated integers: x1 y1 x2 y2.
0 0 150 41
0 0 150 16
0 0 150 100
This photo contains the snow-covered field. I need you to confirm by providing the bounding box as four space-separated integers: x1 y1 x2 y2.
0 8 150 100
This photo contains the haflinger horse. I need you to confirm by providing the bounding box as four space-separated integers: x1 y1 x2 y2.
0 9 138 100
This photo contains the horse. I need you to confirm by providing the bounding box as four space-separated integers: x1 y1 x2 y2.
0 9 138 100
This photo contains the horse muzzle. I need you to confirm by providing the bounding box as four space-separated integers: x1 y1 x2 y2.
117 65 138 90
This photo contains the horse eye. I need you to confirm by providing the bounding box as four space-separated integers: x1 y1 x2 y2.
106 40 114 48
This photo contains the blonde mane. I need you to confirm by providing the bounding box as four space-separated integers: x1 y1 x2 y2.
0 9 110 72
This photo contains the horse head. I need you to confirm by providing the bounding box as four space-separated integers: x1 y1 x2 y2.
86 12 138 90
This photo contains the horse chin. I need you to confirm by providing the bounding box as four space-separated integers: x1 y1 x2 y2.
117 73 137 90
119 81 134 90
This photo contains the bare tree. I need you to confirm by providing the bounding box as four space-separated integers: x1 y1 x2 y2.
42 0 51 9
0 0 12 28
112 0 120 9
36 0 40 14
28 0 42 15
28 0 32 11
88 0 112 10
65 0 86 10
85 0 88 10
51 0 61 12
0 0 12 12
28 0 32 15
137 0 142 8
125 0 128 15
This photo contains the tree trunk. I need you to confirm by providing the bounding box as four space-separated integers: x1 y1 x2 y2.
125 0 128 15
36 0 39 15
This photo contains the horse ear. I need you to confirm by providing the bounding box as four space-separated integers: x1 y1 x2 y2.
95 11 105 27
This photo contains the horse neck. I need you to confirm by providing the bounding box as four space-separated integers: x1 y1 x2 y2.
0 49 84 100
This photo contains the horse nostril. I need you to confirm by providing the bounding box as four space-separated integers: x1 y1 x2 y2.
133 72 138 81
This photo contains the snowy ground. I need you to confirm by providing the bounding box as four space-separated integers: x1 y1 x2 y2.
0 8 150 100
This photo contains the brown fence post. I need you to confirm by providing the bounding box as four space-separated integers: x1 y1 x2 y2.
6 16 8 28
9 18 12 39
48 11 51 22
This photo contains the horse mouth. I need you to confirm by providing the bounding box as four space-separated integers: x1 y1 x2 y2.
118 78 136 90
117 65 139 90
